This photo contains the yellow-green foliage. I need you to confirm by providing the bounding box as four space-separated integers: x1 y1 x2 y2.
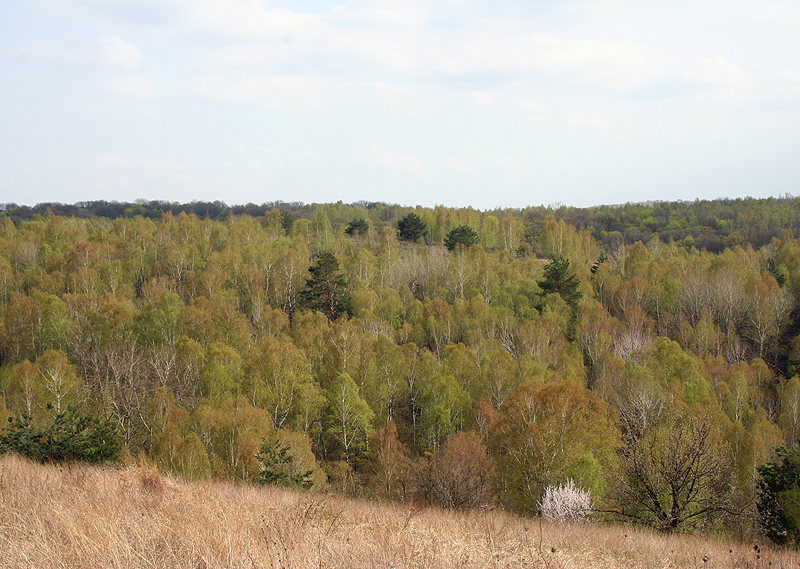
0 202 799 537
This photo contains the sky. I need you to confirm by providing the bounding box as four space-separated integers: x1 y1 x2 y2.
2 0 800 210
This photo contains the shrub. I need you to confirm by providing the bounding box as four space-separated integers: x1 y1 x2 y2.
257 438 314 490
540 479 592 522
414 431 495 509
758 446 800 546
0 407 120 464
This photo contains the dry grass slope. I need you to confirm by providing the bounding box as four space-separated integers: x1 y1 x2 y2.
1 454 798 569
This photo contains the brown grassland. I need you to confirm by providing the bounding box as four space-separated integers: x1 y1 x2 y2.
1 454 799 569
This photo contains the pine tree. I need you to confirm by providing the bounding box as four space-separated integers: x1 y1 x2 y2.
444 225 478 251
537 257 582 311
398 213 426 242
300 252 352 320
345 218 369 236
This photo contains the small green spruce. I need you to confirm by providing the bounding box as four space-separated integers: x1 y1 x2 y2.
300 252 352 320
0 407 120 465
257 439 313 490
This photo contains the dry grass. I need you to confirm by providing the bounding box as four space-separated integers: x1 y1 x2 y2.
1 454 799 569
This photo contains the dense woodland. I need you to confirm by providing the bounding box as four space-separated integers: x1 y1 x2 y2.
2 197 800 537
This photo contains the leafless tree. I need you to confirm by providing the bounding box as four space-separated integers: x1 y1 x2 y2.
612 415 739 532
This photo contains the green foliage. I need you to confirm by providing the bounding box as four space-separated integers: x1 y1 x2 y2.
397 213 426 242
325 373 374 465
444 225 478 251
758 446 800 546
0 407 120 464
300 252 352 320
491 380 618 514
767 258 787 288
257 439 314 489
344 218 369 236
537 257 582 311
3 199 800 539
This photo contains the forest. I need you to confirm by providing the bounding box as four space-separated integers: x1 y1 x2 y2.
2 196 800 539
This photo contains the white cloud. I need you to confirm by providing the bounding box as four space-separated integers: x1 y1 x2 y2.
562 112 615 128
482 153 515 168
443 157 469 171
780 69 800 83
466 91 497 106
99 154 127 166
748 4 800 27
369 81 423 110
554 156 584 171
517 98 544 113
99 36 142 69
111 77 160 99
561 112 638 129
683 56 749 88
190 3 320 37
330 0 430 29
196 75 335 107
367 146 422 172
432 32 657 90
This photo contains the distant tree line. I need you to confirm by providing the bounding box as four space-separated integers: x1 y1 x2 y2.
3 194 800 252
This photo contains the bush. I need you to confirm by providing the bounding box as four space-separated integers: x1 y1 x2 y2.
540 479 592 522
414 431 495 509
758 446 800 546
0 408 120 464
257 438 314 490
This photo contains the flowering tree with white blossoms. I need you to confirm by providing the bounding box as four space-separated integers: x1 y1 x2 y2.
540 479 592 522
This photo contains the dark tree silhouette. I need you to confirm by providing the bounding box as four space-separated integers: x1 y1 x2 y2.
537 257 582 310
300 252 352 320
345 218 369 236
398 213 426 242
612 416 737 532
444 225 478 251
758 446 800 546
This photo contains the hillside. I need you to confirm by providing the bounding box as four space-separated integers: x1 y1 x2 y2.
0 454 794 569
3 199 800 538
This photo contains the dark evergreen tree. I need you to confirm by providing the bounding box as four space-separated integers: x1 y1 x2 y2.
398 213 426 242
537 257 582 310
0 408 121 465
300 252 352 320
444 225 478 251
345 218 369 236
757 446 800 545
279 209 294 234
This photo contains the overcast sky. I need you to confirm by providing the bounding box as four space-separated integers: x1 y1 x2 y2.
2 1 800 210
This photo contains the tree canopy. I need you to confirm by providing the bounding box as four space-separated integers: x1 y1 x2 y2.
397 213 426 242
345 218 369 236
537 257 582 311
444 225 479 251
299 252 352 320
0 197 799 539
